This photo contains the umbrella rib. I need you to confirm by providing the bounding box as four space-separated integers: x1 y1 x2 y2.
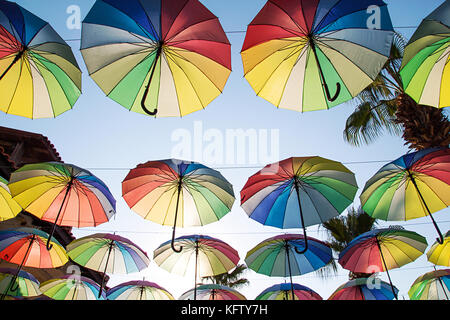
4 55 25 115
311 0 343 34
165 17 227 44
162 0 192 42
266 0 309 36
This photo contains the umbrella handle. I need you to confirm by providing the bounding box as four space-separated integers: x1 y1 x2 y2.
171 178 184 253
293 177 308 254
141 42 164 116
294 230 308 254
171 230 183 253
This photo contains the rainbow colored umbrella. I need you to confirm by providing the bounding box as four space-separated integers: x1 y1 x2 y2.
8 162 116 249
107 280 174 300
400 0 450 108
123 159 235 252
339 227 428 300
0 176 21 221
39 275 105 300
409 269 450 300
360 147 450 244
153 235 239 300
241 156 357 251
179 284 246 300
240 0 394 112
0 268 40 299
427 230 450 267
0 0 81 118
255 283 322 301
328 278 398 300
67 233 150 298
81 0 231 117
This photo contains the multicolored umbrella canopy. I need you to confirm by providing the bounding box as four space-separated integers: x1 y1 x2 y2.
255 283 322 300
241 0 394 112
179 284 246 300
0 0 81 118
427 230 450 267
123 159 235 252
241 156 357 251
153 235 239 300
360 147 450 244
67 233 150 298
0 176 21 221
400 0 450 109
107 280 174 300
339 227 428 299
39 275 105 300
81 0 231 117
8 162 116 249
408 269 450 300
0 268 40 299
328 278 399 300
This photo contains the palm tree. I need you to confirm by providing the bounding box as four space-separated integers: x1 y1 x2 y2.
344 32 450 150
201 264 250 289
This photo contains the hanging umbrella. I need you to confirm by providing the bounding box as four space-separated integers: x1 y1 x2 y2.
255 283 322 301
245 234 332 300
240 0 394 112
0 0 81 118
328 277 399 300
0 176 21 221
67 233 150 299
408 269 450 300
0 227 68 300
427 230 450 267
153 234 239 300
338 227 428 300
360 147 450 244
39 275 105 300
179 284 246 300
123 159 235 252
80 0 231 117
107 280 174 300
0 268 40 299
399 0 450 109
8 162 116 249
241 156 357 251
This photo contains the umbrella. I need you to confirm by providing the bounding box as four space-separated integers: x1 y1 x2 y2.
67 233 150 298
399 0 450 109
39 275 105 300
8 162 116 249
0 227 68 300
240 0 394 112
153 234 240 300
245 234 332 300
427 230 450 267
123 159 235 252
0 176 21 221
0 0 81 118
255 283 322 301
107 280 174 300
328 277 399 300
241 156 357 251
179 284 246 300
338 227 428 300
360 147 450 244
408 269 450 300
0 268 40 299
80 0 231 117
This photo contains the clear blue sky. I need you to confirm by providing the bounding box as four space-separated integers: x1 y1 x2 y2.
1 0 448 300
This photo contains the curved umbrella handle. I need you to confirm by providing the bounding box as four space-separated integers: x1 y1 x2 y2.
140 42 163 117
171 178 184 253
171 227 183 253
324 82 341 102
141 88 158 116
294 227 309 254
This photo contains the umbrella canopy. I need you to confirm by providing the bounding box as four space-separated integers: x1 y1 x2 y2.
360 147 450 244
328 277 399 300
0 0 81 118
400 0 450 108
67 233 150 298
107 280 174 300
0 268 40 298
0 176 21 221
179 284 246 300
255 283 322 300
39 275 105 300
339 227 428 299
81 0 231 117
123 159 235 252
427 230 450 267
240 0 394 112
8 162 116 249
408 269 450 300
